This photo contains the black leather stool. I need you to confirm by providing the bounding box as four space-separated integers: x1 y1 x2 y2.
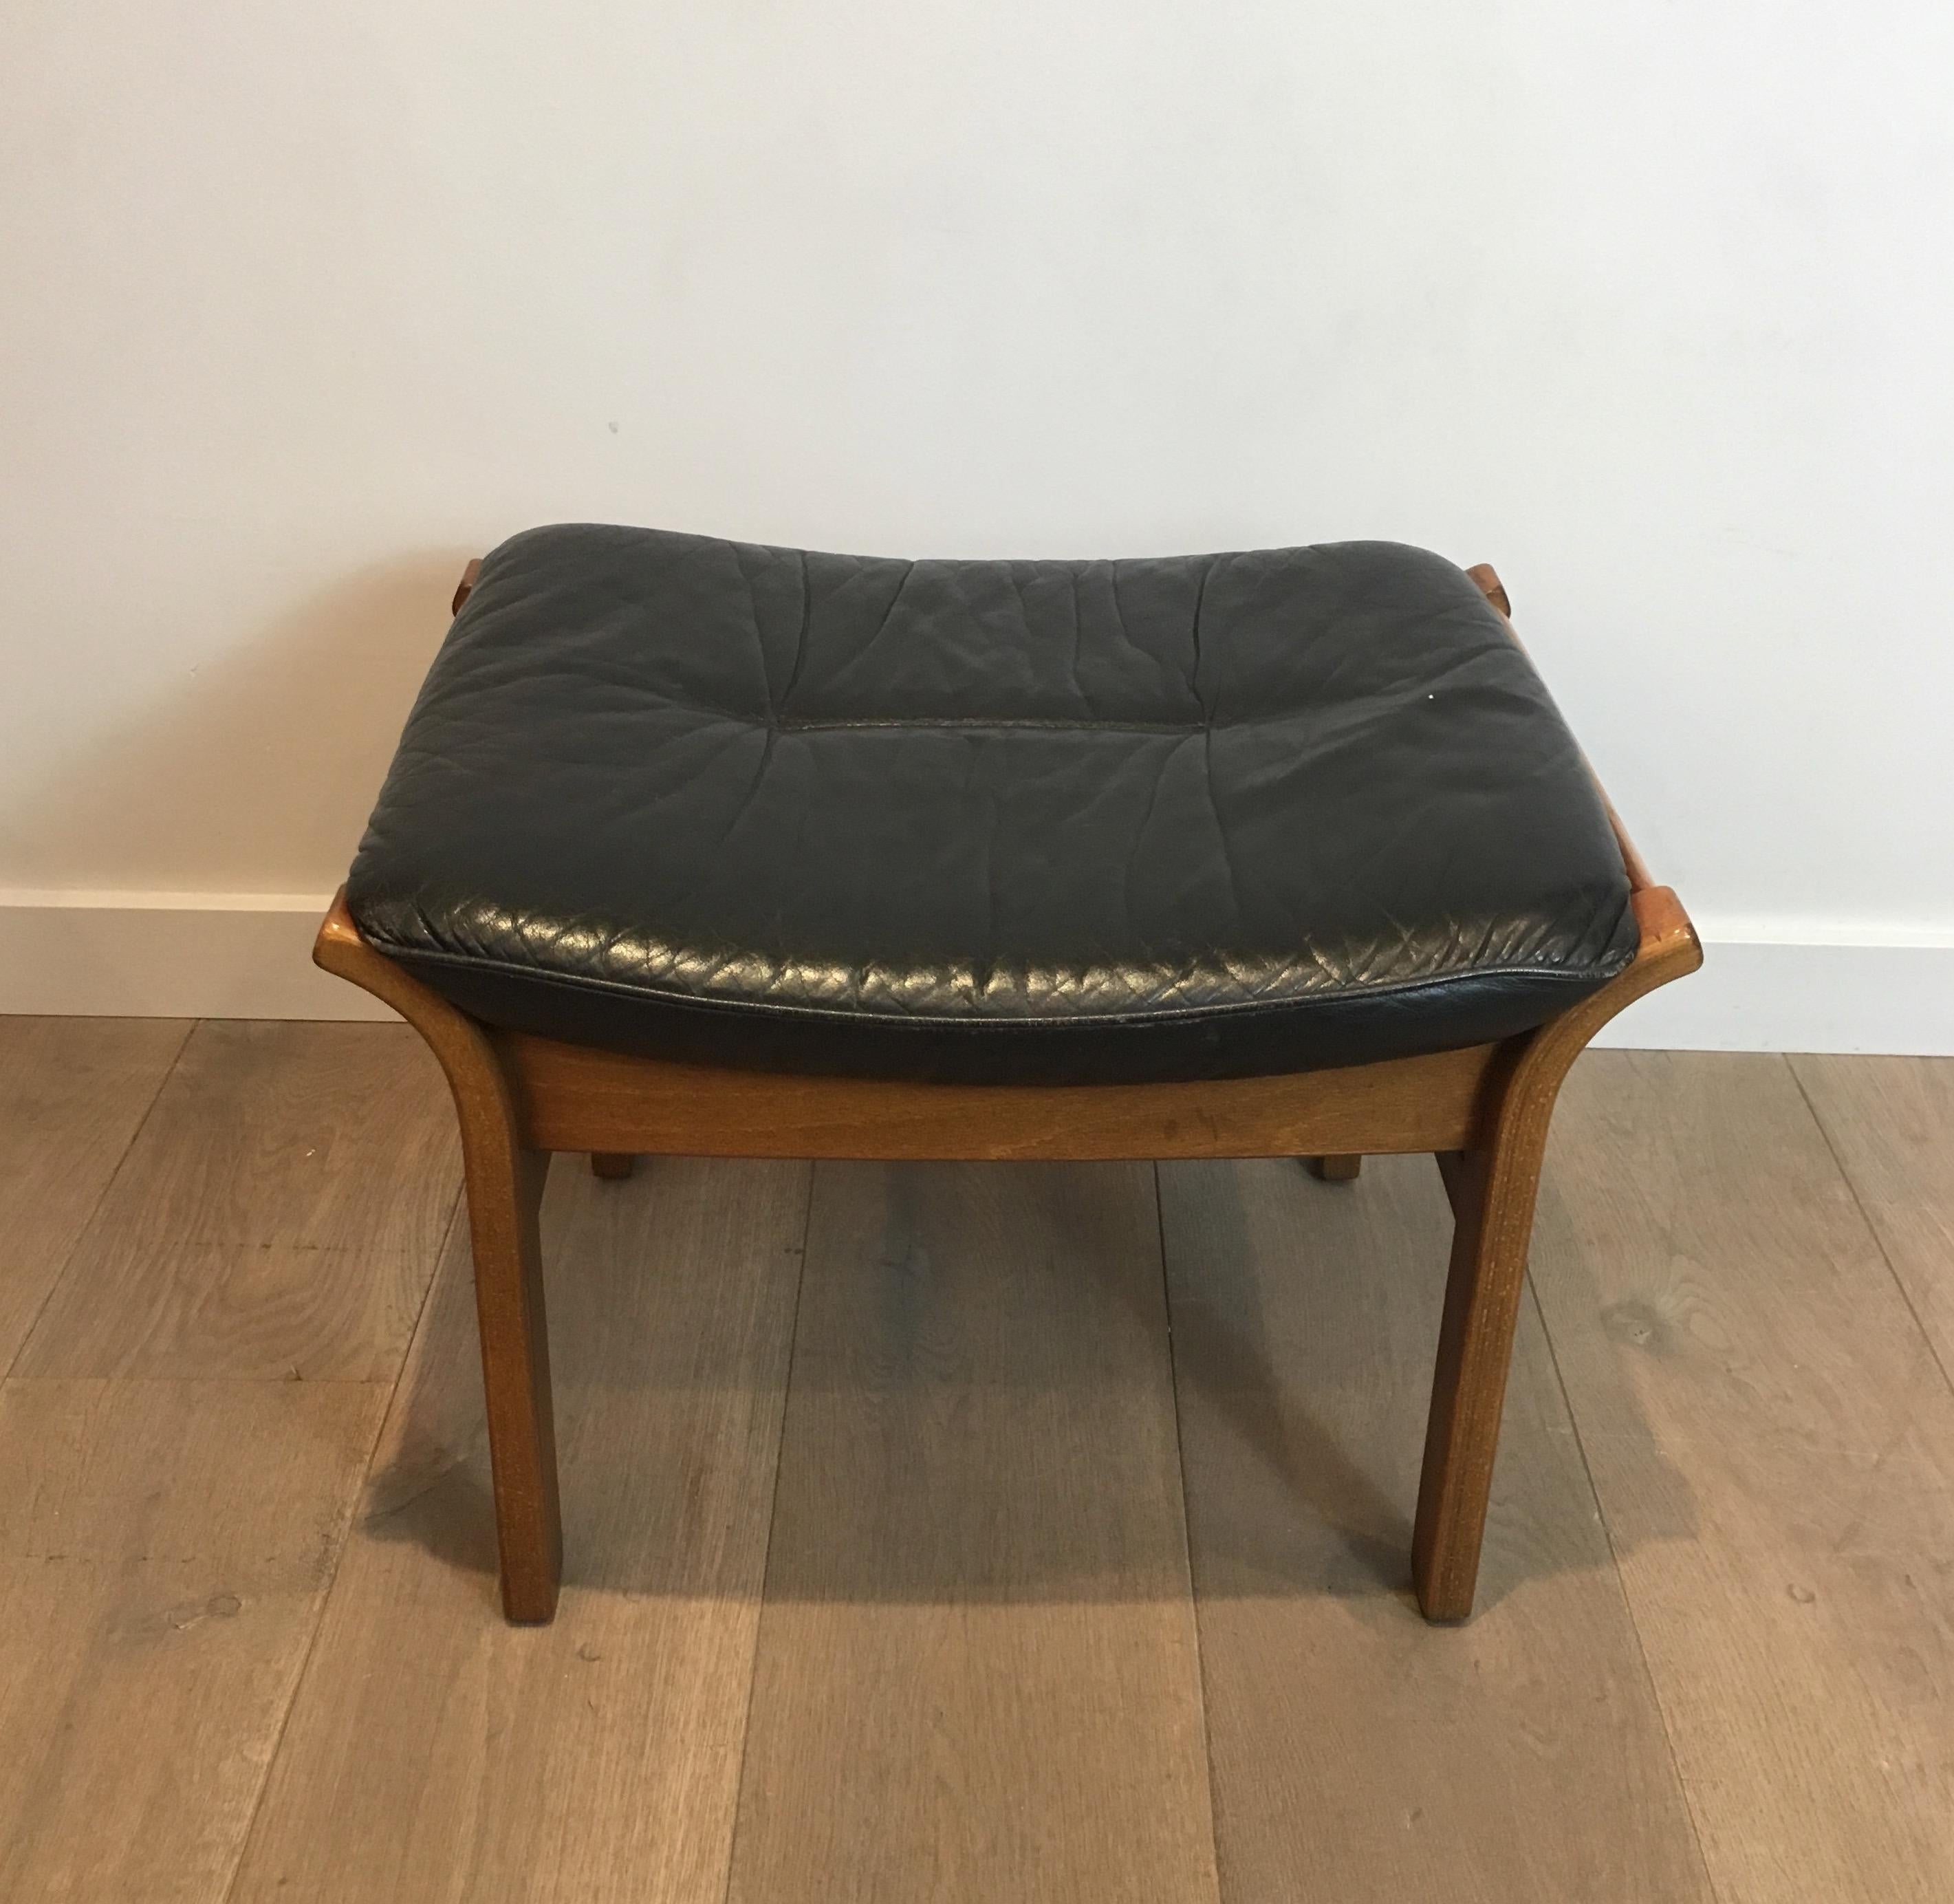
318 526 1699 1623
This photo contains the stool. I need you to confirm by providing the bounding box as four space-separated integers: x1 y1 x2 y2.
316 526 1699 1625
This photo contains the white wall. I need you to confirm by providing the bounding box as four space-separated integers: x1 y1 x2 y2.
3 3 1951 1043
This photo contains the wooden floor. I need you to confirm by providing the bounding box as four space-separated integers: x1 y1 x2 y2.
1 1021 1950 1902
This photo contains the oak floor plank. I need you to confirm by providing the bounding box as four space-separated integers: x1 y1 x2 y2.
1791 1054 1954 1383
0 1376 387 1902
11 1023 1952 1901
723 1162 1220 1904
0 1016 188 1370
1161 1154 1712 1904
17 1021 461 1381
230 1155 811 1904
1530 1052 1954 1904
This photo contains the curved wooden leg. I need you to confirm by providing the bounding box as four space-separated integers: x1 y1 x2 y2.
1409 891 1704 1621
1412 1127 1550 1621
313 889 565 1624
590 1152 636 1180
1305 1154 1363 1182
466 1140 562 1623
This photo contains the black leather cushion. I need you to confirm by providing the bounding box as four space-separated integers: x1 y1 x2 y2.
347 525 1637 1084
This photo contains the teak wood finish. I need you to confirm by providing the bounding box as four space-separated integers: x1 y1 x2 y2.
313 560 1701 1624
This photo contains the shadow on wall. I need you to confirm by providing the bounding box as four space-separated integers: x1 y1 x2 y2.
4 550 475 893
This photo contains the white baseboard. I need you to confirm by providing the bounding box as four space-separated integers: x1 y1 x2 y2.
1590 933 1954 1055
1 894 1951 1054
0 892 395 1022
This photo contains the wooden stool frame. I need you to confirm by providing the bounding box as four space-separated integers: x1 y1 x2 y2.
315 560 1700 1625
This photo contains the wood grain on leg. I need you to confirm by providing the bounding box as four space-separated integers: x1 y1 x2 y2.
1412 1140 1544 1619
467 1143 561 1623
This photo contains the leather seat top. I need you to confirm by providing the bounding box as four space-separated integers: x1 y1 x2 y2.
347 524 1638 1083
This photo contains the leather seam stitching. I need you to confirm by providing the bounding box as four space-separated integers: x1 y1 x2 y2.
354 933 1634 1034
772 717 1210 733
